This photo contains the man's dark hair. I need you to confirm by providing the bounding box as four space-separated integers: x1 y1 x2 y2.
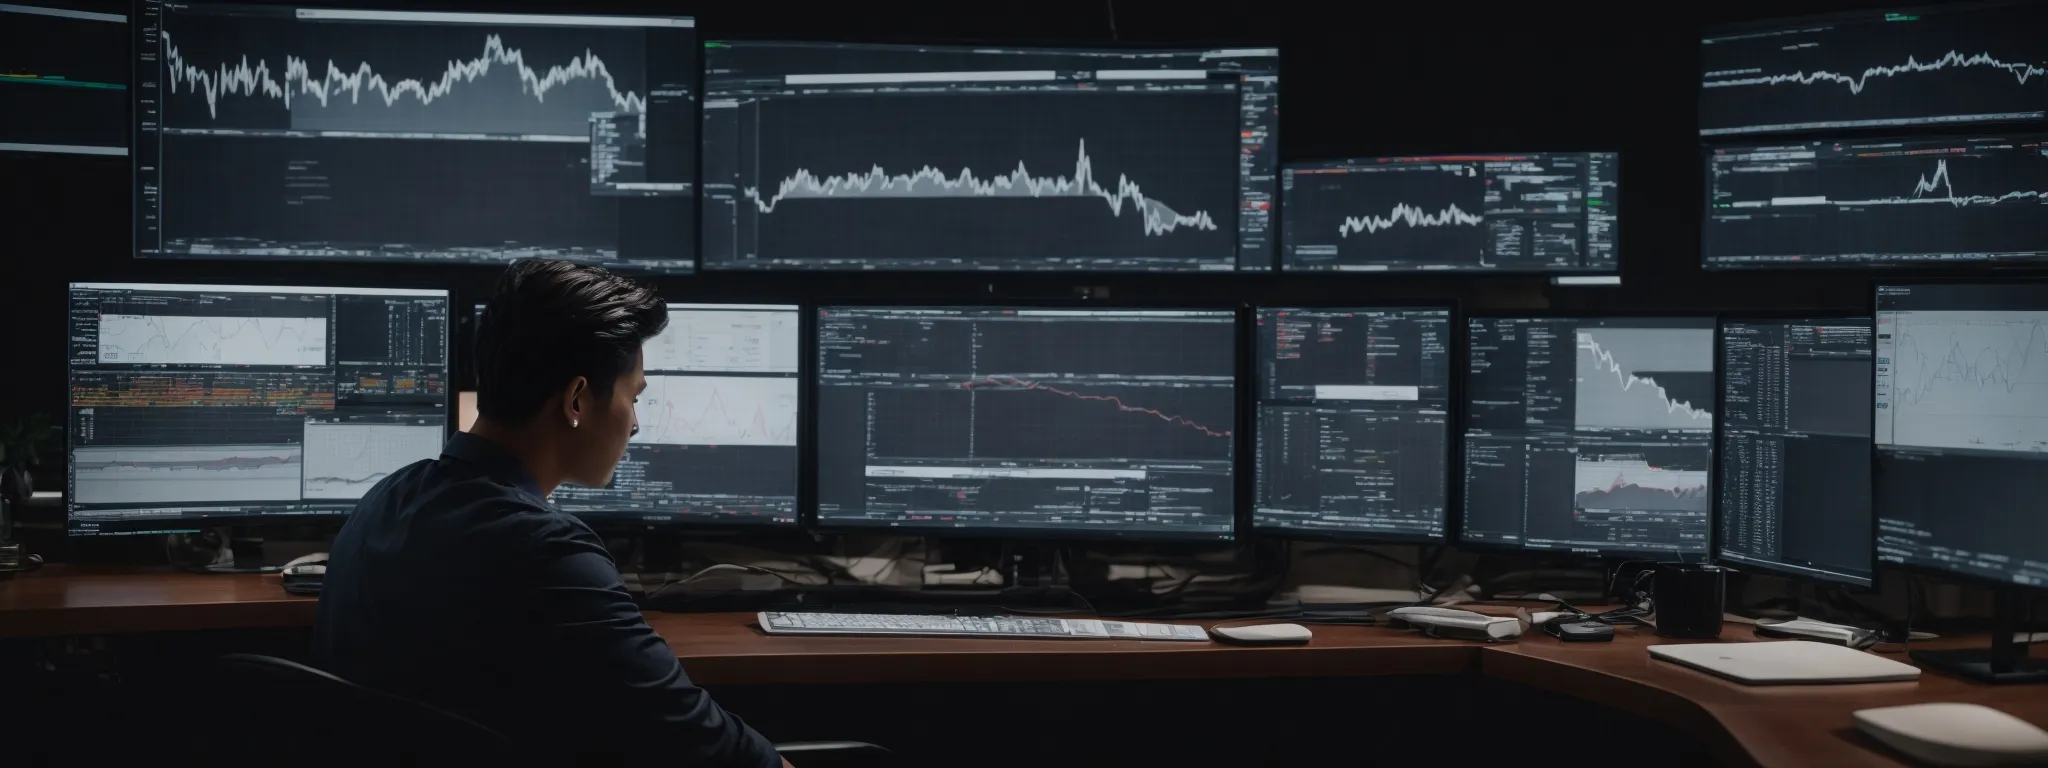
474 259 669 426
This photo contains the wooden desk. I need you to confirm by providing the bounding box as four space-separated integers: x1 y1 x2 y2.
646 611 1478 686
7 565 2047 768
1488 625 2048 768
0 565 314 638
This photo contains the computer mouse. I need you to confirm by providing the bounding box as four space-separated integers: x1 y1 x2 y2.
1854 703 2048 767
1209 623 1313 646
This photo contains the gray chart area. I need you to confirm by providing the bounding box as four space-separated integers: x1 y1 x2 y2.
1573 327 1715 431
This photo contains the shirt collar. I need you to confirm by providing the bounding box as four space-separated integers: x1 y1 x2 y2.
440 432 544 498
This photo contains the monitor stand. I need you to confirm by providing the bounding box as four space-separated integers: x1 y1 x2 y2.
639 534 686 574
1911 588 2048 684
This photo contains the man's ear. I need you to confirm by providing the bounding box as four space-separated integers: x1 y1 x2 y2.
560 376 591 426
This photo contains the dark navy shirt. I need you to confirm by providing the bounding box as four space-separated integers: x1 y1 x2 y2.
313 432 779 767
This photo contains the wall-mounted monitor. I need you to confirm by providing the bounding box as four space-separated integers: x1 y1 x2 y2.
0 3 129 156
1281 153 1620 275
1700 1 2048 137
1703 135 2048 269
132 2 698 272
701 42 1278 272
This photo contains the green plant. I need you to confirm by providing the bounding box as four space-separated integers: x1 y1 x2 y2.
0 412 54 470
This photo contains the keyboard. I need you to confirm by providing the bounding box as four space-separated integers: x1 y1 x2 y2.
757 612 1211 642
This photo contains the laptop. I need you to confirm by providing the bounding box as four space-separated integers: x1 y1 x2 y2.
1650 641 1921 685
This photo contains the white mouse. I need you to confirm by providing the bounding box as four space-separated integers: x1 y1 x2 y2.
1209 623 1313 646
1855 703 2048 767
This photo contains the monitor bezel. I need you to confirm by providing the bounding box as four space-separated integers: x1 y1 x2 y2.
64 280 455 536
1868 278 2048 595
695 39 1282 276
461 299 808 532
1277 152 1625 277
807 298 1245 543
1710 311 1877 589
1246 301 1461 545
1452 309 1721 560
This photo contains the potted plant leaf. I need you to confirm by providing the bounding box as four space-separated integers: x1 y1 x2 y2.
0 412 54 506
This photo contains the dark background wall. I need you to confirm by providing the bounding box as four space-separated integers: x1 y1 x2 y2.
0 0 2002 499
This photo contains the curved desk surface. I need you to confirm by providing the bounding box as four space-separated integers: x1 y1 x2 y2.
5 565 2043 768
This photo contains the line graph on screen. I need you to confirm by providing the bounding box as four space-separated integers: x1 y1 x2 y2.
301 422 445 500
97 314 328 366
634 375 797 447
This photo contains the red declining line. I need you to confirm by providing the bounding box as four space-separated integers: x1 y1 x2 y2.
960 376 1232 438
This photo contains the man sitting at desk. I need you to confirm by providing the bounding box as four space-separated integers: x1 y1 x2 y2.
314 259 789 768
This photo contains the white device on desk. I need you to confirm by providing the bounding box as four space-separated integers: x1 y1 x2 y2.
1754 617 1886 647
758 612 1210 641
1854 703 2048 767
1385 606 1522 642
1649 641 1919 685
1209 623 1312 646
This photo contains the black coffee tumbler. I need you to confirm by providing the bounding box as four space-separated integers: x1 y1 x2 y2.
1654 562 1726 640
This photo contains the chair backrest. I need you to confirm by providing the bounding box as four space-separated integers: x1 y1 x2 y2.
212 653 516 766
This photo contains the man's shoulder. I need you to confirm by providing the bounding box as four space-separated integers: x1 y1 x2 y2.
356 458 594 550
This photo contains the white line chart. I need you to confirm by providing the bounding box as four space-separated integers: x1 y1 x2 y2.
1702 50 2047 95
634 376 798 447
1574 332 1715 430
1902 158 2041 207
739 138 1218 237
1337 202 1484 237
301 423 445 501
97 314 327 366
162 31 645 120
1883 311 2048 454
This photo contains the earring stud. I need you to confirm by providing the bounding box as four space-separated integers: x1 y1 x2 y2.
571 419 579 428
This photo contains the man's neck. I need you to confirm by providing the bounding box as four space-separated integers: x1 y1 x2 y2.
466 420 563 496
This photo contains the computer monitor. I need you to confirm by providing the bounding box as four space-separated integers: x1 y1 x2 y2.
131 1 697 272
1280 153 1620 274
1875 281 2048 682
1874 283 2048 585
815 306 1237 540
0 3 127 156
1702 135 2048 269
1715 317 1875 587
700 42 1278 272
1700 1 2048 137
67 282 450 536
471 302 801 527
1252 307 1452 541
1460 316 1716 557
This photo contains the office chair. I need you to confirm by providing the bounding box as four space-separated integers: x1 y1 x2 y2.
210 654 894 767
